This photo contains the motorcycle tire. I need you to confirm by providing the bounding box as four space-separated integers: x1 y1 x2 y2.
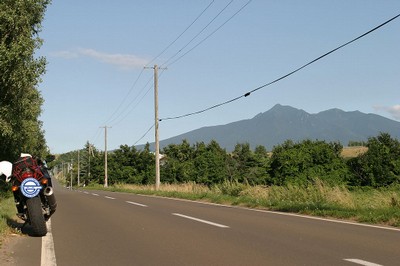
26 197 47 236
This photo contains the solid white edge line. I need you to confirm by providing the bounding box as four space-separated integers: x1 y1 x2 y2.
172 213 229 228
126 201 148 207
41 219 57 266
344 258 383 266
91 193 99 196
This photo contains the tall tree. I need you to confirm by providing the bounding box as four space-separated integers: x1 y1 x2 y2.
0 0 51 160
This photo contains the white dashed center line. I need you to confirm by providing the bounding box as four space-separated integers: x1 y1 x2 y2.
126 201 148 207
105 196 115 200
344 259 383 266
172 213 229 228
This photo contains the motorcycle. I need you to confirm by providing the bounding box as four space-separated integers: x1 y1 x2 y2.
0 154 57 236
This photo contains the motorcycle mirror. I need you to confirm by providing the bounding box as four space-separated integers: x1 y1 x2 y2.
45 154 56 163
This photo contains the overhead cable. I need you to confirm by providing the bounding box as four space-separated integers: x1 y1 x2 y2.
103 1 216 127
104 68 145 125
146 0 215 67
164 0 253 68
160 0 235 67
134 123 155 145
109 74 154 127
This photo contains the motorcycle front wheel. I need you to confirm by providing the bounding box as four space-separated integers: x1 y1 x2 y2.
26 196 47 236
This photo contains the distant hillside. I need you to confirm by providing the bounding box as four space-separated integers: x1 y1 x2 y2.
140 104 400 151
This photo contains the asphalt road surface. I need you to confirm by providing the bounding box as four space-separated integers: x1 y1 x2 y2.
6 181 400 266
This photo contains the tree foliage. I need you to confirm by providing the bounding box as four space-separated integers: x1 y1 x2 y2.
269 140 349 186
161 140 230 185
51 133 400 190
229 143 270 185
108 143 155 185
0 0 51 160
347 133 400 187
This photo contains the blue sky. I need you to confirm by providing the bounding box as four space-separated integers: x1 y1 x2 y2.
37 1 400 154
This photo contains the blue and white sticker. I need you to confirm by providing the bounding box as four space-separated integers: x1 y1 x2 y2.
21 178 42 198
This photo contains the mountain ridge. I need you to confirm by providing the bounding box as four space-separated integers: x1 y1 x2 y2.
139 104 400 151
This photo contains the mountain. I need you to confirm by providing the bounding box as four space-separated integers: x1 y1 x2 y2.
141 104 400 151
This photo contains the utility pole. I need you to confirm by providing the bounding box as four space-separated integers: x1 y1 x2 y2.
61 162 64 180
145 64 166 190
154 65 160 190
100 126 111 187
70 159 73 190
88 144 91 183
77 150 80 187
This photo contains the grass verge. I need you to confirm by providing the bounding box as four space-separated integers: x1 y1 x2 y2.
85 181 400 228
0 196 18 247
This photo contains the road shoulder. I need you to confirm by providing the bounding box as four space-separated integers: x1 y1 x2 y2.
0 233 23 265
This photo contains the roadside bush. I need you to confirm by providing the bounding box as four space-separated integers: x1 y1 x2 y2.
213 180 248 197
269 140 350 186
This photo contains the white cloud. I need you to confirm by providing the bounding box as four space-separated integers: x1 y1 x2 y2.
50 50 79 59
51 48 149 70
373 105 400 120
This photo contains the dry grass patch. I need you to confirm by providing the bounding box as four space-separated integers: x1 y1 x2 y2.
115 182 210 194
341 146 368 158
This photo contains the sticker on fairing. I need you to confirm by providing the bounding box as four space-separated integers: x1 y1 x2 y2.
21 178 42 198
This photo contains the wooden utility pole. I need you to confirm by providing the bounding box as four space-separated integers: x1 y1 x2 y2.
145 65 166 190
70 159 73 190
101 126 111 187
77 150 80 187
88 143 93 181
154 65 160 190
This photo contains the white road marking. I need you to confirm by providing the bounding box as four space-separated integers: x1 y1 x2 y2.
126 201 148 207
344 258 383 266
91 193 99 196
105 196 116 200
135 194 400 232
41 219 57 266
83 191 89 194
172 213 229 228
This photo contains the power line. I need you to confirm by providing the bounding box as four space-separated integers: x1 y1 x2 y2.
133 124 155 145
102 1 217 128
160 12 400 122
160 0 235 67
130 1 253 143
164 0 253 68
109 74 153 127
146 0 215 67
90 127 103 147
110 69 168 127
104 68 145 125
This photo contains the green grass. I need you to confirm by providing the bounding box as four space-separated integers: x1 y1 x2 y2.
84 180 400 228
0 196 18 246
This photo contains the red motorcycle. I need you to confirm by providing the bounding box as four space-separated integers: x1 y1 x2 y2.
0 154 57 236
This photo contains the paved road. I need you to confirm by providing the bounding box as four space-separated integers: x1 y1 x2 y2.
7 182 400 265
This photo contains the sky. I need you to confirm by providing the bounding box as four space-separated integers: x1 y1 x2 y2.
36 0 400 154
